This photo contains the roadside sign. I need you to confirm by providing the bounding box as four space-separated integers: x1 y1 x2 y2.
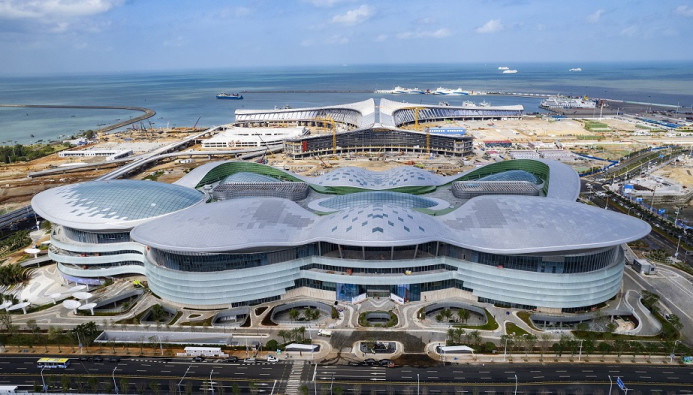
617 377 626 391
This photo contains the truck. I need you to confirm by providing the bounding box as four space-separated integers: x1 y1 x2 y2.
318 329 332 337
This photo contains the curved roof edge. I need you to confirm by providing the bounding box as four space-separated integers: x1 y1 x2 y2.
174 159 580 200
131 195 650 256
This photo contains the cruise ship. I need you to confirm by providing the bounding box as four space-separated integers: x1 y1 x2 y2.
540 96 597 110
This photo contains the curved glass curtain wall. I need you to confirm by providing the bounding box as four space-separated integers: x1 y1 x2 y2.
220 172 279 184
63 227 131 244
478 170 542 184
317 191 440 210
149 243 621 274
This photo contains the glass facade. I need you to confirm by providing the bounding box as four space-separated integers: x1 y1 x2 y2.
63 227 131 244
149 243 621 275
317 191 440 210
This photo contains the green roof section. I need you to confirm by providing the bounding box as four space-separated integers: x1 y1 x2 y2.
451 159 550 196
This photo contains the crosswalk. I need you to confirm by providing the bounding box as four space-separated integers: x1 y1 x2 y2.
284 360 307 394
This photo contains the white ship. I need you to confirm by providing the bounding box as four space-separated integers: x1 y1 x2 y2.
502 69 518 74
406 87 425 94
392 86 408 94
569 67 582 72
448 88 469 96
462 100 475 107
478 100 491 107
540 95 596 110
433 87 452 95
498 66 509 70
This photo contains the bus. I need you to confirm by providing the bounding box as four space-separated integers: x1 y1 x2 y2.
36 358 71 369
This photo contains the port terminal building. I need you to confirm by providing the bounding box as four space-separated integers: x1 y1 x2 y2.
32 159 650 314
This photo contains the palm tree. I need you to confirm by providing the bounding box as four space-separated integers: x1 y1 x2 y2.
289 309 299 322
457 309 470 324
277 330 288 344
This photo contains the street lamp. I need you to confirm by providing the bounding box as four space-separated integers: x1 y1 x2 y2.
113 366 119 394
578 339 584 362
608 375 612 395
210 369 215 395
670 340 680 363
178 364 191 395
674 235 682 260
514 374 518 395
417 373 420 395
40 366 46 393
503 337 509 362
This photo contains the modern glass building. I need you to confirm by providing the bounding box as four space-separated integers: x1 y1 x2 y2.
32 160 650 313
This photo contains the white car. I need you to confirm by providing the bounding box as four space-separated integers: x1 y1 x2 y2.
267 355 278 362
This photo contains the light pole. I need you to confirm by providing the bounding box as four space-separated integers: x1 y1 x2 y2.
178 364 191 395
674 235 682 260
40 366 46 393
113 366 119 394
503 337 509 362
608 375 612 395
578 339 584 362
417 373 420 395
209 369 215 395
514 374 518 395
329 372 334 395
670 340 680 363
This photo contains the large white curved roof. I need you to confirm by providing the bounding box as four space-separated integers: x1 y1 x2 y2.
235 99 375 128
131 195 650 255
32 180 204 231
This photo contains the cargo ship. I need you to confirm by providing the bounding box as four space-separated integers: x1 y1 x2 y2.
216 93 243 100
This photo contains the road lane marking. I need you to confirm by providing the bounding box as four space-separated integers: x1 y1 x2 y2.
586 375 597 378
136 369 147 372
16 367 26 371
556 370 566 373
582 370 593 372
559 375 570 378
533 376 544 379
161 370 171 373
668 377 680 380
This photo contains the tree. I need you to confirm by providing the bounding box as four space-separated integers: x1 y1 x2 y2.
435 313 443 322
289 309 299 322
233 383 242 395
457 308 470 324
645 342 659 358
0 310 12 332
668 314 683 331
266 339 279 351
539 333 552 358
525 334 537 356
583 339 596 357
72 321 100 347
149 380 160 394
249 382 258 395
88 377 99 393
61 375 71 392
576 322 589 332
597 342 612 357
469 330 481 347
631 342 645 359
614 339 628 358
150 304 167 323
120 378 130 394
277 330 288 344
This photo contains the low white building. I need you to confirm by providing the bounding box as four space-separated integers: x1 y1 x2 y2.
59 149 132 161
202 126 307 149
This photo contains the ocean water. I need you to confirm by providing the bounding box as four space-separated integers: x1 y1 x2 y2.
1 62 692 145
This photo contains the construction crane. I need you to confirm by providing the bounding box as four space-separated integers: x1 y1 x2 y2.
253 132 275 159
314 116 337 155
408 107 430 154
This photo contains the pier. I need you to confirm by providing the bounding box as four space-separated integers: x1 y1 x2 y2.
0 103 156 133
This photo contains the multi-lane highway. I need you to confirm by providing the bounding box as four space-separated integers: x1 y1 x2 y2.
1 355 692 393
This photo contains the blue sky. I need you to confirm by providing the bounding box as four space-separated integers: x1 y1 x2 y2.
1 0 693 75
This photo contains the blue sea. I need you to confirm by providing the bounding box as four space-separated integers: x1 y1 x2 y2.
1 62 692 145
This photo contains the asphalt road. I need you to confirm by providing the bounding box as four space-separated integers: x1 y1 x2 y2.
2 356 692 393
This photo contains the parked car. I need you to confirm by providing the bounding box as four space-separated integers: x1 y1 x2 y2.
378 359 395 368
224 356 239 363
92 356 103 362
243 358 256 364
108 357 121 363
267 355 278 362
363 358 376 366
192 356 204 362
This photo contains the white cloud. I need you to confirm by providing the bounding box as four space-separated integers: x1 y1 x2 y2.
675 5 693 16
331 4 374 26
374 34 387 42
163 35 188 48
219 6 251 18
396 28 451 39
326 34 349 44
475 19 503 34
415 16 436 25
0 0 122 20
304 0 351 7
586 9 604 23
620 25 638 37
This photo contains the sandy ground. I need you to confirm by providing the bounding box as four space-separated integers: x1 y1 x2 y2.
653 157 693 188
